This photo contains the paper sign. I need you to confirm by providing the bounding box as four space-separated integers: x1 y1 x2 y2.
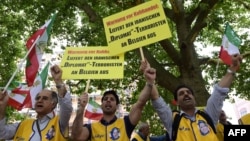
103 0 172 55
60 47 124 79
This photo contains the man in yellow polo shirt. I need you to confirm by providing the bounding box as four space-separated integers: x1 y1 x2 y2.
0 65 73 141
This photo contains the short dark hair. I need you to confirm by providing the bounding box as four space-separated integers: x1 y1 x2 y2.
101 90 120 105
35 89 58 110
174 84 194 101
51 91 58 109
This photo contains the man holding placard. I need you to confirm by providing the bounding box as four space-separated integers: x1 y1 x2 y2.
72 62 157 141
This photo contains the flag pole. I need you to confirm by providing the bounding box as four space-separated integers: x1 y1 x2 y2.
85 79 91 93
139 48 145 61
3 35 41 92
214 59 220 83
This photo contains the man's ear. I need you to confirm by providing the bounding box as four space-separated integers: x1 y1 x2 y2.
51 102 57 110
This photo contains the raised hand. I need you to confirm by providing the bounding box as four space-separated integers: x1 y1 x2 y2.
144 67 156 84
77 92 89 111
140 59 151 73
230 54 242 71
50 65 63 83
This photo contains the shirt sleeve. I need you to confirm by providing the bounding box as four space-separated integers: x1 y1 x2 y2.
84 124 91 140
151 97 173 137
205 84 229 125
124 115 136 139
58 91 73 133
0 117 19 140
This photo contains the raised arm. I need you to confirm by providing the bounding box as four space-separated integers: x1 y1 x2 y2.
50 65 67 98
218 54 242 87
72 92 90 141
141 60 172 133
0 91 19 139
129 60 156 125
206 54 242 124
50 65 73 132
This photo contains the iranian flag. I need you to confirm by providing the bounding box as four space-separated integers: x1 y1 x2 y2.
219 23 241 65
25 13 56 86
23 63 49 108
7 82 29 110
84 98 103 120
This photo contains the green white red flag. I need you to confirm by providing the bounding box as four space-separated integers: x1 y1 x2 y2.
23 63 49 108
7 82 29 110
219 23 241 65
25 13 56 86
84 97 103 120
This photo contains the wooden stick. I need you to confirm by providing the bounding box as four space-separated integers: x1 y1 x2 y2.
3 35 41 92
85 79 91 93
139 48 145 61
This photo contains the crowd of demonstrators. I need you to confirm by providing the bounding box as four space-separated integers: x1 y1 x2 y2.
0 65 73 141
0 54 243 141
140 54 242 141
71 62 157 141
216 110 232 141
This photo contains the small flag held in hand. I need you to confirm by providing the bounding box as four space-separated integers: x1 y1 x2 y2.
219 23 241 65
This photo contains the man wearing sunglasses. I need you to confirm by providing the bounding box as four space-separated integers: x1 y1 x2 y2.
0 65 73 141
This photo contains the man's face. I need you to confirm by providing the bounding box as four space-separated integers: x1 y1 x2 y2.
176 87 196 108
101 94 118 115
34 90 55 116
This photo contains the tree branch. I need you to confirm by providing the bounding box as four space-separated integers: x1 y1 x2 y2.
237 0 250 10
159 39 181 65
199 51 250 66
163 7 175 22
186 0 219 43
75 0 100 23
141 48 182 93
